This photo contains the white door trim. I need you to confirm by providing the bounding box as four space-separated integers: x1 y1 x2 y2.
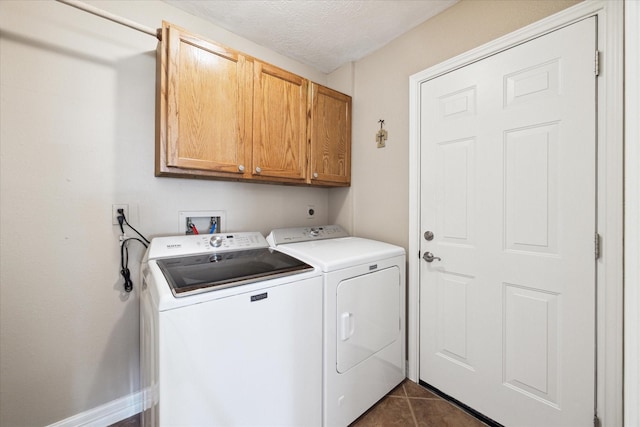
408 1 624 425
624 1 640 425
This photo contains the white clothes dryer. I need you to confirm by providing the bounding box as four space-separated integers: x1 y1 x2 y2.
267 225 406 427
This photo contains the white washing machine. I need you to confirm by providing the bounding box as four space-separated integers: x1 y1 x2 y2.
267 225 406 427
140 231 323 426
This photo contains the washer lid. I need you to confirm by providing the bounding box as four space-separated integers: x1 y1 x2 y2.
156 248 314 297
278 237 405 272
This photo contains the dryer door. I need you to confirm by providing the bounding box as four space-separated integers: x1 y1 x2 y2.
336 266 401 373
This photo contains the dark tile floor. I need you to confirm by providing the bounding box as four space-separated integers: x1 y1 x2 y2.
350 379 487 427
110 380 486 427
110 413 140 426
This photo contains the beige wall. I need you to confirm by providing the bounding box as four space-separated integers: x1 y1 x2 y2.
0 1 330 425
345 0 580 248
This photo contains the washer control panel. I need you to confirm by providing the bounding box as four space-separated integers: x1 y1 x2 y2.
267 225 350 246
147 232 268 259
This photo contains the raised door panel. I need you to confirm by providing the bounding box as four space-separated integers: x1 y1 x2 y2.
160 23 251 177
252 61 307 181
309 84 351 186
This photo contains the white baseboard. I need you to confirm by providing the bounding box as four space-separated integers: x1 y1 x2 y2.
47 391 143 427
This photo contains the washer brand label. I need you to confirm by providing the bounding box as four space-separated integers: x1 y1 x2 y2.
251 292 268 302
369 264 378 271
166 244 181 249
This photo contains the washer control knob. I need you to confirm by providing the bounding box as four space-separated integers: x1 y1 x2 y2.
210 235 223 248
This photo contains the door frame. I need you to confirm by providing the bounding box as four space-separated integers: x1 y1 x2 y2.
624 1 640 425
408 1 624 425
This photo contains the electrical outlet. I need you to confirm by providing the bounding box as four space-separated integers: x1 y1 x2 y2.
306 205 316 219
112 204 129 225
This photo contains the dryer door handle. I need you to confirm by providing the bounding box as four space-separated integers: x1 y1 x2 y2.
340 312 354 341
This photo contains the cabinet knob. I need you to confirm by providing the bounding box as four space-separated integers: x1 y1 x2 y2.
238 165 245 172
255 166 262 174
313 172 318 179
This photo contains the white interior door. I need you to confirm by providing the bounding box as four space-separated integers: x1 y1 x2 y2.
419 17 596 427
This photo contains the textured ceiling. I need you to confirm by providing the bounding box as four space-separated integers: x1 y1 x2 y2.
163 0 458 73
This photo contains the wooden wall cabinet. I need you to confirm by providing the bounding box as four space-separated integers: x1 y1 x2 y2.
308 83 352 186
157 22 252 180
156 21 351 187
252 61 308 182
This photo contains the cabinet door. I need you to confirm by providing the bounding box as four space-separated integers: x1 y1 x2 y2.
162 23 251 175
309 84 351 186
252 61 308 181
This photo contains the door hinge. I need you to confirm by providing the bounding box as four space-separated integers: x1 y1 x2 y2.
593 414 600 427
595 50 600 76
594 232 601 259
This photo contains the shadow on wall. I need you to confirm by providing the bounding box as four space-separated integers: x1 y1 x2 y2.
113 49 157 195
0 28 116 67
85 290 142 410
0 25 154 424
329 186 352 233
88 50 157 408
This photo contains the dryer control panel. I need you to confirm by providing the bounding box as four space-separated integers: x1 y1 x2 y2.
267 225 350 246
